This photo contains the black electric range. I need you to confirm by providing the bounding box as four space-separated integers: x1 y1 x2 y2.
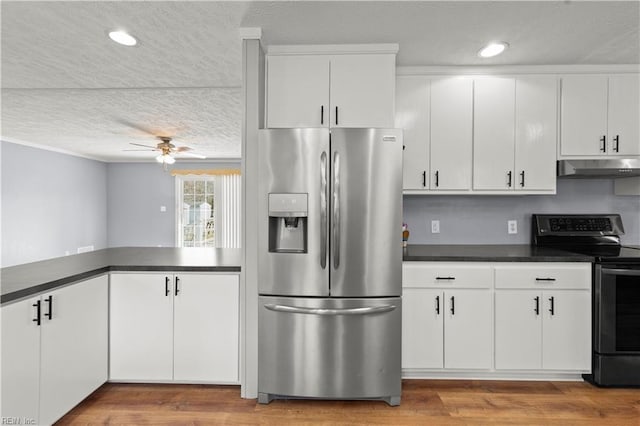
532 214 640 387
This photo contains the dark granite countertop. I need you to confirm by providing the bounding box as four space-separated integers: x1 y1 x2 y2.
1 247 242 305
403 244 594 262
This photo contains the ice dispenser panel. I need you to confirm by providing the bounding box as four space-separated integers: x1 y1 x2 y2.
268 193 308 253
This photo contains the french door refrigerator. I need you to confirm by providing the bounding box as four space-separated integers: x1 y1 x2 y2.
257 128 402 406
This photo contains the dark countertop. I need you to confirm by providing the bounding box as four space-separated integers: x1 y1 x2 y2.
403 244 594 262
1 247 242 305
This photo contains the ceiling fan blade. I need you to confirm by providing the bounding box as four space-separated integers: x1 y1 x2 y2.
122 149 157 152
116 118 158 136
180 151 207 159
174 146 193 152
129 142 159 149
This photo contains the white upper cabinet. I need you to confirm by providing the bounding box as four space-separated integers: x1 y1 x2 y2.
395 76 430 190
266 47 397 129
514 76 558 191
330 54 396 128
561 74 640 157
266 55 330 128
473 77 516 190
473 76 557 192
430 77 473 190
608 74 640 156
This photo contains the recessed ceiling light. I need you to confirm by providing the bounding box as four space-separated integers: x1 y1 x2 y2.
478 42 508 58
108 30 137 47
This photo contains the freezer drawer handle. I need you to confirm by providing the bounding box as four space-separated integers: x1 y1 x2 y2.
264 303 396 316
320 151 328 269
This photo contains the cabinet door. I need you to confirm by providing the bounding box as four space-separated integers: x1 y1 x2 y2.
330 54 395 128
514 76 558 191
560 75 608 156
110 274 174 381
174 274 240 383
266 55 330 128
396 76 430 190
542 290 591 371
444 289 492 369
495 290 542 370
608 74 640 155
402 289 443 369
430 77 473 190
1 297 40 423
39 276 108 425
473 77 516 190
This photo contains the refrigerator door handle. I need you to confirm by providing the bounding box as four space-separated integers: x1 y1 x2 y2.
320 151 328 269
332 150 340 269
264 303 396 316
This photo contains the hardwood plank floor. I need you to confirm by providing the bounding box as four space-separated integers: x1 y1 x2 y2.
57 380 640 425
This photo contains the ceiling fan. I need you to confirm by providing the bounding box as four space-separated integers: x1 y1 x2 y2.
124 136 206 167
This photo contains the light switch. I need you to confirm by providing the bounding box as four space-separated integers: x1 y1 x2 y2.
431 220 440 234
160 206 167 212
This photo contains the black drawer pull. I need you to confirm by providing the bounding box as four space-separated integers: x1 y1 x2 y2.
436 276 456 281
175 276 180 296
450 296 455 315
32 300 41 326
44 295 53 320
422 171 427 187
535 277 556 282
600 135 607 152
549 296 555 316
534 296 540 315
435 295 440 315
165 277 171 296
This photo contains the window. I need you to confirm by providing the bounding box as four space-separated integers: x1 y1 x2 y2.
175 170 241 248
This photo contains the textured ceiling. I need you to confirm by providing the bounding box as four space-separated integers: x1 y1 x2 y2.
1 1 639 162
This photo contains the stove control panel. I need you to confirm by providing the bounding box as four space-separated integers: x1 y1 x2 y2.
532 214 624 237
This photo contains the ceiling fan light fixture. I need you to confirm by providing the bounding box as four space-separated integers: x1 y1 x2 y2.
156 153 175 165
108 30 138 47
478 42 508 58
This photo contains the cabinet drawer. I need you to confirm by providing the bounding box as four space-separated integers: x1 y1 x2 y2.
403 262 492 288
495 263 591 289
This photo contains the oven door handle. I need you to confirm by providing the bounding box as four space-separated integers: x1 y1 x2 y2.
601 268 640 276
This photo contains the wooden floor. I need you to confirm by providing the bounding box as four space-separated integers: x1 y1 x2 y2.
57 380 640 425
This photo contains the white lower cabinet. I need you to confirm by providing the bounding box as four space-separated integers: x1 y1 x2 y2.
402 263 493 371
403 262 591 378
494 263 591 372
110 273 239 383
1 275 108 425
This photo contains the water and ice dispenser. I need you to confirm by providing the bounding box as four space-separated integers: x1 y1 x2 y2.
268 193 308 253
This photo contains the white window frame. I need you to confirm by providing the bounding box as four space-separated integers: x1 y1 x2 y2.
175 175 217 248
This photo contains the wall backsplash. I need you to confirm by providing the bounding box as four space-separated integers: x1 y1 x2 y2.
403 179 640 246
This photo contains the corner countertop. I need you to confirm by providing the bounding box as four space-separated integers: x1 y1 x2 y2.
403 244 594 262
1 247 242 305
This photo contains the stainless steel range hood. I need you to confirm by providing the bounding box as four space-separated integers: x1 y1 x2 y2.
557 159 640 178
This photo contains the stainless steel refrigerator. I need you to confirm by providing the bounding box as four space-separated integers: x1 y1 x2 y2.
257 128 402 406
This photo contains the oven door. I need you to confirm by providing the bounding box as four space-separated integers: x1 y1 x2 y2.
595 264 640 355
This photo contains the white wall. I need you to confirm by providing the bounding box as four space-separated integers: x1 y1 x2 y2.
1 141 108 267
403 179 640 245
107 161 240 248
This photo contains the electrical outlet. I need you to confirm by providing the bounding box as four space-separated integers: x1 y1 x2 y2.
431 220 440 234
160 205 167 212
508 220 518 234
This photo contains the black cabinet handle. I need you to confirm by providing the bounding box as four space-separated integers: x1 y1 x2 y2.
32 300 41 326
450 296 455 315
535 277 556 282
422 171 427 187
507 171 512 188
613 135 619 152
435 296 440 315
435 170 440 187
165 277 170 297
534 296 540 315
549 296 555 316
600 135 607 152
436 276 456 281
335 106 339 126
519 171 525 187
44 295 53 320
321 105 324 125
175 276 180 296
